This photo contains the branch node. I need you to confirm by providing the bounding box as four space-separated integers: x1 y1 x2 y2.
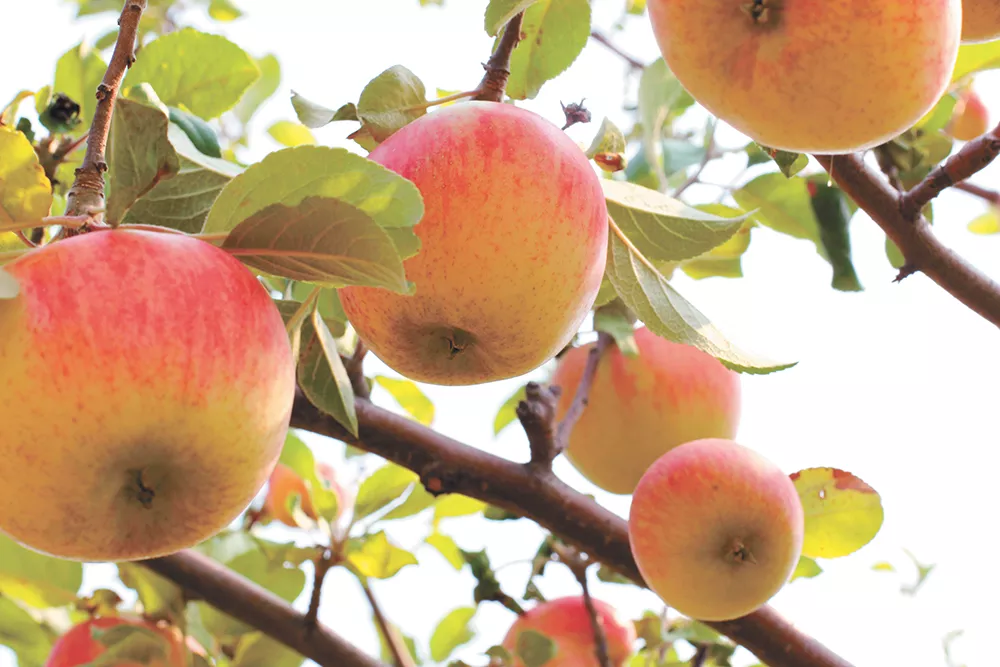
517 382 560 466
473 12 524 103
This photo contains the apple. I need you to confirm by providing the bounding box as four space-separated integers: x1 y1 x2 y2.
501 596 636 667
0 228 296 561
552 327 741 495
646 0 962 153
44 616 187 667
947 88 991 141
961 0 1000 43
629 438 804 621
339 101 609 386
263 461 344 527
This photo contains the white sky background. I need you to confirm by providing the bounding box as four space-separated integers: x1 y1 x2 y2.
2 1 999 666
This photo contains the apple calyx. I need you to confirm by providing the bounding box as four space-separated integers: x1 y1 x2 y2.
129 469 157 509
727 537 758 565
741 0 776 25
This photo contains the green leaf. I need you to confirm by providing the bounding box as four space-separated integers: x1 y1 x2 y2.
357 65 428 142
755 143 809 178
380 483 437 521
952 40 1000 83
426 532 465 570
493 384 527 435
808 180 862 292
221 195 410 293
354 463 420 521
605 228 793 374
374 618 421 665
636 59 692 189
168 106 222 158
85 624 172 667
516 629 556 667
117 564 185 623
0 270 19 299
124 28 260 119
485 0 540 35
790 555 823 581
603 180 748 262
0 125 53 225
373 376 435 426
872 561 896 573
593 300 638 356
268 120 316 147
233 54 281 125
208 0 244 21
596 564 633 585
106 93 181 224
290 92 357 128
967 208 1000 234
277 431 340 522
120 123 241 233
202 145 423 262
0 596 53 666
53 43 107 127
505 0 591 100
585 117 627 160
231 632 304 667
733 173 820 242
433 495 487 521
430 607 477 662
0 532 82 608
298 306 359 437
791 468 884 559
679 204 754 280
346 532 418 579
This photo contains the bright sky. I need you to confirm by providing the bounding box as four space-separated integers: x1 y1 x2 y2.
2 2 998 666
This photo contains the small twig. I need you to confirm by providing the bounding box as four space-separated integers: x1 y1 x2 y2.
473 12 524 102
673 126 718 198
690 645 709 667
550 542 611 667
553 333 611 455
516 383 561 466
13 230 36 248
589 31 644 70
64 0 147 222
346 339 370 400
361 580 416 667
955 180 1000 205
305 550 335 628
900 122 1000 219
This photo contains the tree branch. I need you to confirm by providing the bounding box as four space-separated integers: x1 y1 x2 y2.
955 180 1000 205
290 393 854 667
306 549 334 627
899 122 1000 219
64 0 147 220
141 550 386 667
816 154 1000 328
550 542 611 667
346 340 371 400
362 580 417 667
589 31 645 70
473 12 524 103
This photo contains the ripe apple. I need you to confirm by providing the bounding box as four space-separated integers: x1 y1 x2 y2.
264 461 344 527
44 616 187 667
947 88 991 141
552 327 741 495
501 596 636 667
961 0 1000 43
629 438 804 621
339 101 609 386
646 0 962 153
0 228 296 561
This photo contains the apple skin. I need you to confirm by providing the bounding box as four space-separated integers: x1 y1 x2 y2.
646 0 962 153
629 438 804 622
962 0 1000 43
339 101 608 386
264 461 343 527
552 327 741 495
947 88 991 141
44 616 187 667
0 229 296 561
501 596 636 667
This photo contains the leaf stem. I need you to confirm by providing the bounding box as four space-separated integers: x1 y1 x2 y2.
411 89 482 112
361 580 416 667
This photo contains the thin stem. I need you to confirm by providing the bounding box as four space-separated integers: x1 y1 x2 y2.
955 180 1000 205
411 89 481 111
118 223 188 235
473 12 524 102
589 31 644 70
64 0 148 222
13 230 36 248
346 339 371 400
553 333 611 456
305 550 334 627
551 542 611 667
361 580 416 667
192 231 230 244
673 123 718 198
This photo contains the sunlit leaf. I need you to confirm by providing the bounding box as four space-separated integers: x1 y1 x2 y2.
790 556 823 581
0 596 53 665
430 607 477 662
791 467 884 559
53 43 107 127
505 0 591 100
354 463 420 521
493 384 527 435
268 120 316 147
426 532 465 570
0 125 53 225
0 532 82 608
346 532 418 579
484 0 541 35
290 92 357 129
357 65 428 142
233 54 281 125
117 564 185 624
277 431 340 522
967 208 1000 234
298 307 359 437
373 376 435 425
230 632 304 667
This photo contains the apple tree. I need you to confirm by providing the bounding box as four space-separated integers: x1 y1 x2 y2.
0 1 997 667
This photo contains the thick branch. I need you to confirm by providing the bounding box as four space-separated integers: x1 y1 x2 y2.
816 154 1000 328
473 12 524 102
362 581 417 667
290 394 854 667
900 122 1000 219
65 0 146 219
516 382 561 465
589 31 645 70
142 551 385 667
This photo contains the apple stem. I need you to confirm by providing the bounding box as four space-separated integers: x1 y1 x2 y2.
472 12 525 103
62 1 148 229
361 579 417 667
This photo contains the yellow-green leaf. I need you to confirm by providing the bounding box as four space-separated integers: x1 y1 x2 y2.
790 555 823 581
430 607 477 662
485 0 541 36
967 208 1000 234
952 40 1000 83
346 532 418 579
0 533 82 608
355 463 420 521
357 65 428 142
0 125 52 225
493 384 527 435
298 308 359 437
373 376 435 425
53 43 107 127
505 0 591 100
791 467 884 559
425 532 464 570
268 120 316 147
433 495 487 521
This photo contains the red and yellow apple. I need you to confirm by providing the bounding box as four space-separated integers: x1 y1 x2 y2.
0 228 296 561
646 0 962 153
501 596 636 667
962 0 1000 43
339 101 608 386
44 616 187 667
947 88 991 141
552 327 741 495
264 461 344 527
629 438 804 621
